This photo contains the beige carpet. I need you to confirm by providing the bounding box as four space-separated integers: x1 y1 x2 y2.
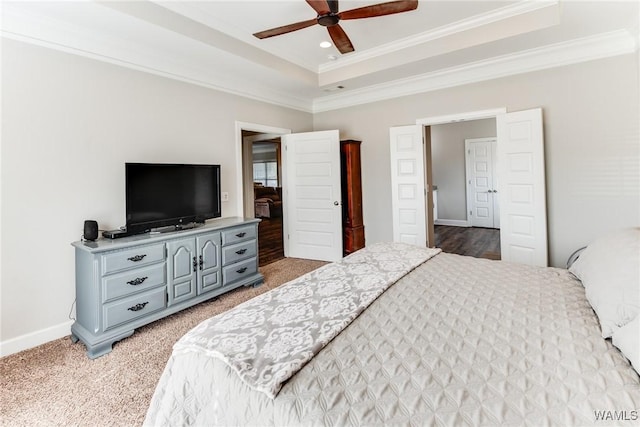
0 257 326 427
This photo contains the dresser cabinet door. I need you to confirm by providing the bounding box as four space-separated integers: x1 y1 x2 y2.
196 232 222 294
167 238 197 306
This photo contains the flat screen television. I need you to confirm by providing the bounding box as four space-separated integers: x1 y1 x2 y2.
125 163 221 234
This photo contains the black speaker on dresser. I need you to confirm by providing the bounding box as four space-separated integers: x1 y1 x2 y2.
83 220 98 241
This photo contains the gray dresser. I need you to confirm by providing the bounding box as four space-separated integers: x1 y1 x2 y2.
71 217 263 358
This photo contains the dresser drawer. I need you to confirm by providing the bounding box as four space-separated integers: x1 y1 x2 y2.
222 240 257 266
103 287 165 331
223 257 258 285
221 225 256 246
102 263 166 303
101 244 165 275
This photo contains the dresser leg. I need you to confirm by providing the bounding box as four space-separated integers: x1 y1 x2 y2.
83 330 135 359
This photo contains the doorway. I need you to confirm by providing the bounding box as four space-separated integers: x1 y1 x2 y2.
429 120 499 257
236 122 290 266
416 108 506 254
390 108 548 266
236 124 344 264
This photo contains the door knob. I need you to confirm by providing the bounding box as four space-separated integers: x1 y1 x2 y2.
334 201 340 206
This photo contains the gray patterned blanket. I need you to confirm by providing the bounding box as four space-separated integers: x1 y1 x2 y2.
173 242 441 398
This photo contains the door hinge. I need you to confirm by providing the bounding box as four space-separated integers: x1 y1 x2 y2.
470 210 473 216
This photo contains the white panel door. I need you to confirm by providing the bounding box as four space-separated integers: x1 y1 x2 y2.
497 108 548 266
491 140 501 229
389 125 427 247
466 138 495 228
282 130 343 262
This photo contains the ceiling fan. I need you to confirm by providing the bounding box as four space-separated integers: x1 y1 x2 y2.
253 0 419 54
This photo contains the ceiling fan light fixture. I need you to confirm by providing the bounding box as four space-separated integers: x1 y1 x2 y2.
320 41 332 48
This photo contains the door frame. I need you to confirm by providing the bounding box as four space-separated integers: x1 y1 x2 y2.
415 108 506 246
234 121 291 217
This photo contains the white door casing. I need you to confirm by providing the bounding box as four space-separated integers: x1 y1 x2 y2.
497 108 548 266
282 130 343 262
390 125 427 247
465 138 499 228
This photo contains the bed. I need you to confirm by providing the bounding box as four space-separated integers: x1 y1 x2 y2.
144 230 640 426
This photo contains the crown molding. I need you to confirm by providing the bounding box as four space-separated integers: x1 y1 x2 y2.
2 30 314 112
0 3 314 113
318 0 559 74
312 29 637 113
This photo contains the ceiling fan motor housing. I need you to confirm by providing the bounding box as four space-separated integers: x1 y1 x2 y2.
318 13 340 27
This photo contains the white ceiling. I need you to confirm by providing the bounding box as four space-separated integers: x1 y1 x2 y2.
2 1 638 112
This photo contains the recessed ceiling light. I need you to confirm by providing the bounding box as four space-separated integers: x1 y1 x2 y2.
320 41 332 49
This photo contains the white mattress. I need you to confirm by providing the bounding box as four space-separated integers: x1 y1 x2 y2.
145 253 640 426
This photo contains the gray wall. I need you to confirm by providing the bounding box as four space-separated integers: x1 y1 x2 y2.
314 53 639 268
2 37 638 353
431 119 496 221
1 39 313 349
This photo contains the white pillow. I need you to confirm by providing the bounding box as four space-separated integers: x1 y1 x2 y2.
569 228 640 338
612 315 640 375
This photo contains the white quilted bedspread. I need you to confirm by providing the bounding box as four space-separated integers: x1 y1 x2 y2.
171 242 440 399
145 253 640 426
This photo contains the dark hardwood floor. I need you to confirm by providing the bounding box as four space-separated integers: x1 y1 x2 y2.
258 216 284 266
257 221 499 265
434 225 501 260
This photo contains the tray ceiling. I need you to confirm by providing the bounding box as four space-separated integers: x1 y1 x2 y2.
2 1 638 112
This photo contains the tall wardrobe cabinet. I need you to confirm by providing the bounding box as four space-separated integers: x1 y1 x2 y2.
340 140 365 255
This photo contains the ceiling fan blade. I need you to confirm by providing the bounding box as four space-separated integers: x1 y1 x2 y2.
306 0 331 15
340 0 418 20
327 24 354 54
253 18 318 39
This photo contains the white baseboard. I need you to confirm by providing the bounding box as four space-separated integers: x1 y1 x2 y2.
0 320 73 357
434 219 471 227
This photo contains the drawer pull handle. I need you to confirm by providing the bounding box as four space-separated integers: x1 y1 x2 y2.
199 255 204 271
236 267 248 274
193 256 198 272
127 302 148 312
235 249 247 255
127 277 148 286
127 254 147 262
235 232 246 238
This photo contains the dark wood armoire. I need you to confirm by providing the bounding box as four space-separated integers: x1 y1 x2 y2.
340 140 365 255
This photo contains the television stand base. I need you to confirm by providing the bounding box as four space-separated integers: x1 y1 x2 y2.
102 228 133 239
152 222 203 234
